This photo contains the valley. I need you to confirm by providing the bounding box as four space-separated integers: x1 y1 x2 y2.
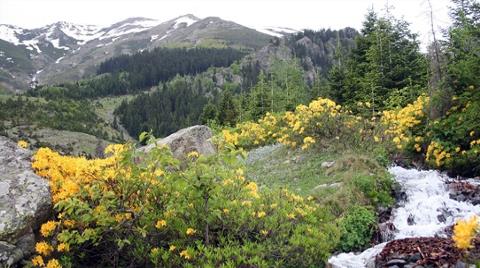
0 0 479 267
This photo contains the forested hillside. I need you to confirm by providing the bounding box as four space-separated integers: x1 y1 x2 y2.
115 28 358 137
29 47 246 99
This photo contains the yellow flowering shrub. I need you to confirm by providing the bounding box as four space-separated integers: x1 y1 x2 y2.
221 97 377 152
381 87 480 176
31 144 126 204
32 142 340 267
381 95 429 152
452 215 479 250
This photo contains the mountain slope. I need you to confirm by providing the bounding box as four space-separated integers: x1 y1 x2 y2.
0 15 279 92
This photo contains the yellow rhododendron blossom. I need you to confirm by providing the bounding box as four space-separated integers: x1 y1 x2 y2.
46 258 62 268
62 219 76 228
31 255 45 267
186 228 196 236
169 245 176 252
35 241 53 256
180 250 192 259
57 243 70 252
40 221 57 237
150 247 160 255
155 219 167 229
257 211 266 218
453 215 479 250
245 181 259 198
187 151 199 158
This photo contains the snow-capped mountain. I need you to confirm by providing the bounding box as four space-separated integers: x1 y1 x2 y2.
0 14 293 92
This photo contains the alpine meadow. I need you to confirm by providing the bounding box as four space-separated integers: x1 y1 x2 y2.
0 0 479 267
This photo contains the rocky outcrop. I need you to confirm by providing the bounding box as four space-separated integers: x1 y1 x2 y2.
142 125 216 158
447 181 480 205
0 136 52 266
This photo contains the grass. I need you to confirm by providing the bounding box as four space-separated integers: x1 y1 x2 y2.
246 143 394 216
5 126 110 157
246 144 340 195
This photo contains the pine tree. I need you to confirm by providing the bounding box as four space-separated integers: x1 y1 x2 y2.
248 71 271 120
218 90 238 126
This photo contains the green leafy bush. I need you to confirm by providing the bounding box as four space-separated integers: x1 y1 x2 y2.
33 143 340 267
337 206 376 252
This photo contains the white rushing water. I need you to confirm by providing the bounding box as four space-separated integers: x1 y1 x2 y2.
328 166 480 268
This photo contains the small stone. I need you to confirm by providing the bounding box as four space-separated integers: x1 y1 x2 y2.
407 214 415 225
386 259 407 266
408 253 422 263
321 161 335 168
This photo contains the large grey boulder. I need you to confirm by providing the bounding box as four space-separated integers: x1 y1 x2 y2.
142 125 216 158
0 136 52 266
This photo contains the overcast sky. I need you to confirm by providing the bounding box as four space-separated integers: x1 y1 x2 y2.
0 0 452 46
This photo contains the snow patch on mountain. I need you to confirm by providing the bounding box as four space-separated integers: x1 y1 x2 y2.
55 56 65 64
173 15 199 28
0 25 22 45
50 39 70 50
23 39 42 53
58 22 103 44
256 26 299 37
99 18 160 40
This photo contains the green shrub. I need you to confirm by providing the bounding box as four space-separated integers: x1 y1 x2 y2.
351 174 394 208
34 143 340 267
337 206 376 252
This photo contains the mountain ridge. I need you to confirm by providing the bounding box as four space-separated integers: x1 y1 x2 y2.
0 14 296 92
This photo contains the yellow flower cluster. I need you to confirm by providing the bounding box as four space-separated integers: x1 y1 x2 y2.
155 219 167 229
301 136 315 150
31 145 124 203
245 181 259 198
222 98 343 150
426 141 452 167
186 228 196 236
31 255 62 268
32 255 45 267
35 241 53 256
187 151 199 158
452 215 479 250
57 243 70 253
382 95 428 150
40 221 57 237
46 258 62 268
179 249 192 259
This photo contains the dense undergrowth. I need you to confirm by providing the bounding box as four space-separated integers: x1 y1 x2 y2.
28 95 398 267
